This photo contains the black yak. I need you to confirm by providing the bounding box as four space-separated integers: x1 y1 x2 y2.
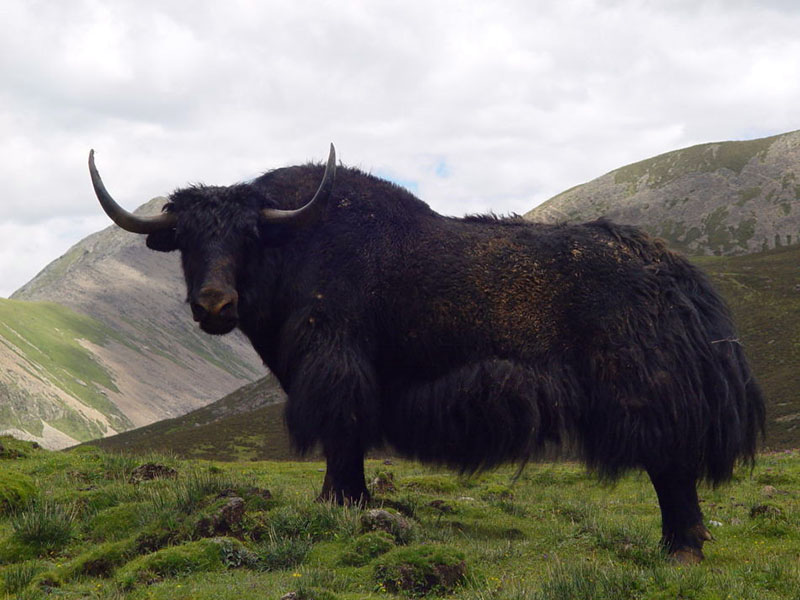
89 145 764 562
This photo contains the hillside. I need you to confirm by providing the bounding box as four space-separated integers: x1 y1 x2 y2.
526 130 800 256
1 199 264 450
83 375 295 461
696 244 800 448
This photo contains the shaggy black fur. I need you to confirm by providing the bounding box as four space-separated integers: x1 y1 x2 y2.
125 159 764 561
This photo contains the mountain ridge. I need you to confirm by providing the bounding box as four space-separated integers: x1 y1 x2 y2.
526 130 800 256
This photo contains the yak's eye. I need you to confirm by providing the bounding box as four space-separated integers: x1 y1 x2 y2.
146 229 179 252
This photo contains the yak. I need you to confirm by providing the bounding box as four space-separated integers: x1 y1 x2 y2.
89 144 764 563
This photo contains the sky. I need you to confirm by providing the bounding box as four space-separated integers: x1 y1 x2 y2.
1 0 800 297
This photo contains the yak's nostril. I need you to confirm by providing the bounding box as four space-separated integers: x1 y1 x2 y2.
191 302 208 322
217 300 238 321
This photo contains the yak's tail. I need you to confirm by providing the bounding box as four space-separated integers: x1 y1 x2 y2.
677 258 766 483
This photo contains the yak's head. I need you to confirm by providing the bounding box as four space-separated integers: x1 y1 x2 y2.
89 146 336 335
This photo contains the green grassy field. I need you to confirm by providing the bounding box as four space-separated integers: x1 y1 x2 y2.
2 436 799 599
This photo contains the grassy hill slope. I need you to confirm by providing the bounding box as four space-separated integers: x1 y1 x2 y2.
1 436 799 599
526 130 800 256
696 244 800 448
0 299 134 445
84 376 295 461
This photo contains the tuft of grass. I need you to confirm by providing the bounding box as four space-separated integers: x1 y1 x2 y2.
0 559 49 595
9 499 77 557
254 535 313 571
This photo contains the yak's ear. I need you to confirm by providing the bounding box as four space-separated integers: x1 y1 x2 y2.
146 229 178 252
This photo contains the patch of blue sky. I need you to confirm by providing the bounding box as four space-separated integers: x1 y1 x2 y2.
376 170 420 195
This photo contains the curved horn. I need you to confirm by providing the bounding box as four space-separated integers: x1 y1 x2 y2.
89 150 177 234
260 143 337 227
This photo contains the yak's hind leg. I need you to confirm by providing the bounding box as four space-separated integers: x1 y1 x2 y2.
646 466 712 563
319 436 369 505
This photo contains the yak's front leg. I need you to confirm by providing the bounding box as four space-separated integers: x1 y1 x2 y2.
283 334 379 506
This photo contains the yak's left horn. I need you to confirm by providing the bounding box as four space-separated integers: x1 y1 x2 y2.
260 143 336 227
89 150 177 234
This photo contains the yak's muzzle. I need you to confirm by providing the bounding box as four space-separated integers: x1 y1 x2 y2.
191 287 239 335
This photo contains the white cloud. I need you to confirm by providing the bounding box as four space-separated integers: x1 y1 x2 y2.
1 0 800 295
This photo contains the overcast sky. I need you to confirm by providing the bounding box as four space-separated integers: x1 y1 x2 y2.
1 0 799 297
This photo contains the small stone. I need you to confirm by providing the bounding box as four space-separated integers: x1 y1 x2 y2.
361 509 412 540
128 463 178 484
428 499 454 513
750 504 782 518
709 520 723 527
761 485 777 498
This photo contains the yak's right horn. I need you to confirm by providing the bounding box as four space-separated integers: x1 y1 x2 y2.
89 150 177 234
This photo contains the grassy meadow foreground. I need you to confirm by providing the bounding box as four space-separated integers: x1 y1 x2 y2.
1 436 799 599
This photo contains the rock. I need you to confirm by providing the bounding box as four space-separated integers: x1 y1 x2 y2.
218 497 245 528
750 504 782 518
428 499 454 514
361 509 412 542
761 485 777 498
196 497 246 537
128 463 178 484
370 471 396 494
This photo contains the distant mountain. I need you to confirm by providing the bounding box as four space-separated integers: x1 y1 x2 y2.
526 130 800 256
2 199 264 449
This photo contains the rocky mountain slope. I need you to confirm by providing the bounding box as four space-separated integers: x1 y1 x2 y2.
2 199 264 449
526 130 800 255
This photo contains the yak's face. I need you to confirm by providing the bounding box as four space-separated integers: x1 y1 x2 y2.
88 145 337 337
146 186 263 336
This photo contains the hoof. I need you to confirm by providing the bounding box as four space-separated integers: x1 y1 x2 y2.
664 523 711 564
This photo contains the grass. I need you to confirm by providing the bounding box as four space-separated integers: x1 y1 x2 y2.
1 435 800 598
